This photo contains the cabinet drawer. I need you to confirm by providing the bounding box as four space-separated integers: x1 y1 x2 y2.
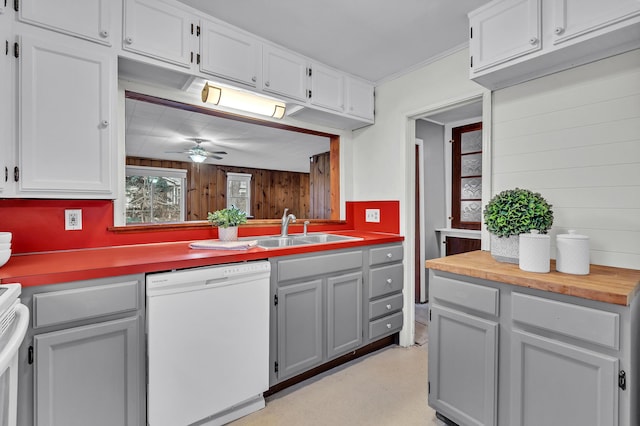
431 275 499 316
512 292 620 350
33 280 139 328
369 264 403 299
278 250 363 282
369 244 403 266
369 293 403 320
369 311 403 340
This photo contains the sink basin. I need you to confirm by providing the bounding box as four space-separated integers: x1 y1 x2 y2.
253 233 362 249
292 233 359 243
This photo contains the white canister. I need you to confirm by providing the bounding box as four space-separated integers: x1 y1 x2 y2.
556 230 590 275
519 230 550 273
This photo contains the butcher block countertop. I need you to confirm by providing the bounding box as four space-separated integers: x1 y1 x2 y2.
0 231 403 288
426 250 640 306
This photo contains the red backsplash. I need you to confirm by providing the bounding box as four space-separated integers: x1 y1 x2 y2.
0 199 400 254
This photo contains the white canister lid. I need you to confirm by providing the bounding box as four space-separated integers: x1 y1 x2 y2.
520 230 550 240
557 229 589 240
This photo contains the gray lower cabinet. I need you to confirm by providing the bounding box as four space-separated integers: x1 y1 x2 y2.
271 249 364 384
17 275 145 426
428 276 499 426
428 270 638 426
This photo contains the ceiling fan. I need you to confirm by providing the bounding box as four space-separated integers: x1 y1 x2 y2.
165 138 227 163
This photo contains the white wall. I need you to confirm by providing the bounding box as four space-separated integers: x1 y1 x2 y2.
492 49 640 269
351 49 487 345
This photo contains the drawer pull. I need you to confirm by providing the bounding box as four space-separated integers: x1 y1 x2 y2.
386 278 393 284
386 253 393 259
386 323 392 329
386 304 392 310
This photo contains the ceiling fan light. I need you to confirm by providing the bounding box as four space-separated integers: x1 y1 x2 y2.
189 153 207 163
201 83 286 119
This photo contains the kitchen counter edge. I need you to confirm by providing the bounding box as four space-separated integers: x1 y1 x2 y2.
426 250 640 306
1 232 403 287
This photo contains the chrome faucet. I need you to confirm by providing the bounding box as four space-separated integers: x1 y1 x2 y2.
280 208 297 237
303 221 310 236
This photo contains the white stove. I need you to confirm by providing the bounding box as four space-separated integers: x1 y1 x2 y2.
0 284 29 426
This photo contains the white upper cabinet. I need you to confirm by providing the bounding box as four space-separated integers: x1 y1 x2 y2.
123 0 196 69
0 10 11 194
16 26 115 198
309 63 344 112
551 0 640 45
262 44 308 102
469 0 640 89
17 0 113 46
345 77 374 121
199 19 260 87
469 0 541 73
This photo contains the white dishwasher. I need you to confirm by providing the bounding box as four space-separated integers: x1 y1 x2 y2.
146 261 271 426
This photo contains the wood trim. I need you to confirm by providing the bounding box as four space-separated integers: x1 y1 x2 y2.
108 219 347 233
264 334 398 397
330 136 340 220
451 122 482 230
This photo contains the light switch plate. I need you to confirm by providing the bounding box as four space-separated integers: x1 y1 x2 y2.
365 209 380 223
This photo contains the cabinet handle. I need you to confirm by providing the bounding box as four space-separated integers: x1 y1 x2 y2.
386 253 393 259
125 36 133 45
101 120 109 128
386 323 392 329
386 304 392 310
386 278 393 284
265 81 270 87
100 30 109 38
529 37 538 45
554 27 564 35
251 76 257 83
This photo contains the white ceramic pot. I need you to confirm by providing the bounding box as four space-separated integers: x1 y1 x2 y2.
519 230 550 273
556 230 590 275
217 226 238 241
490 234 519 264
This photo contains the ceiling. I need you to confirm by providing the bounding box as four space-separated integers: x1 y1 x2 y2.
126 1 490 171
175 0 490 83
125 97 330 173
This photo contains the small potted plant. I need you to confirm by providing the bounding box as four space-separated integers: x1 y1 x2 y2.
207 205 248 241
483 188 553 263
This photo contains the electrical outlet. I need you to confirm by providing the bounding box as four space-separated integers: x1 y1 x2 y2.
365 209 380 223
65 209 82 230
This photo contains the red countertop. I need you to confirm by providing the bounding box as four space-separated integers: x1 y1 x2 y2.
0 231 403 287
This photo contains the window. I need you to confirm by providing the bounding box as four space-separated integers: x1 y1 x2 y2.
451 122 482 230
226 172 252 216
125 166 187 224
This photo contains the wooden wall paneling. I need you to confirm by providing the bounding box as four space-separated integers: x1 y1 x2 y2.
329 136 340 220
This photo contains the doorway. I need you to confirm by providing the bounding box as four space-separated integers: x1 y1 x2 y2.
412 94 488 304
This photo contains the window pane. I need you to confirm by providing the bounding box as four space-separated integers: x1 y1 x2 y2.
461 177 482 199
126 175 183 223
460 201 482 223
461 153 482 177
461 129 482 153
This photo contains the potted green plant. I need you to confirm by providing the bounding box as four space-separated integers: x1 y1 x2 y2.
207 205 248 241
483 188 553 263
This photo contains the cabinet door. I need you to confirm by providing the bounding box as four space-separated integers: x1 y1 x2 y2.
18 0 112 46
0 11 12 195
469 0 542 74
345 76 374 120
327 272 362 359
510 330 618 426
310 63 344 112
200 19 260 87
18 30 115 198
263 44 308 101
551 0 640 46
429 305 498 426
123 0 195 68
277 279 323 381
34 317 141 426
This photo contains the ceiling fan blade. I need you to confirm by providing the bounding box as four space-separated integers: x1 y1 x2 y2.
209 151 227 155
164 150 190 154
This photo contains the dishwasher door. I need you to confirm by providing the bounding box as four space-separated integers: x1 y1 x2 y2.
147 261 271 426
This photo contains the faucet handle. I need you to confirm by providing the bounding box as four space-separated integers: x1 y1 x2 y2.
289 214 297 223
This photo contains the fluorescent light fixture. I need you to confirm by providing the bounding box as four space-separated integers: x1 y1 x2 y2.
201 83 286 119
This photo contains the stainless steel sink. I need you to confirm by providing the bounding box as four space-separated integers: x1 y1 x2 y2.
252 233 362 249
